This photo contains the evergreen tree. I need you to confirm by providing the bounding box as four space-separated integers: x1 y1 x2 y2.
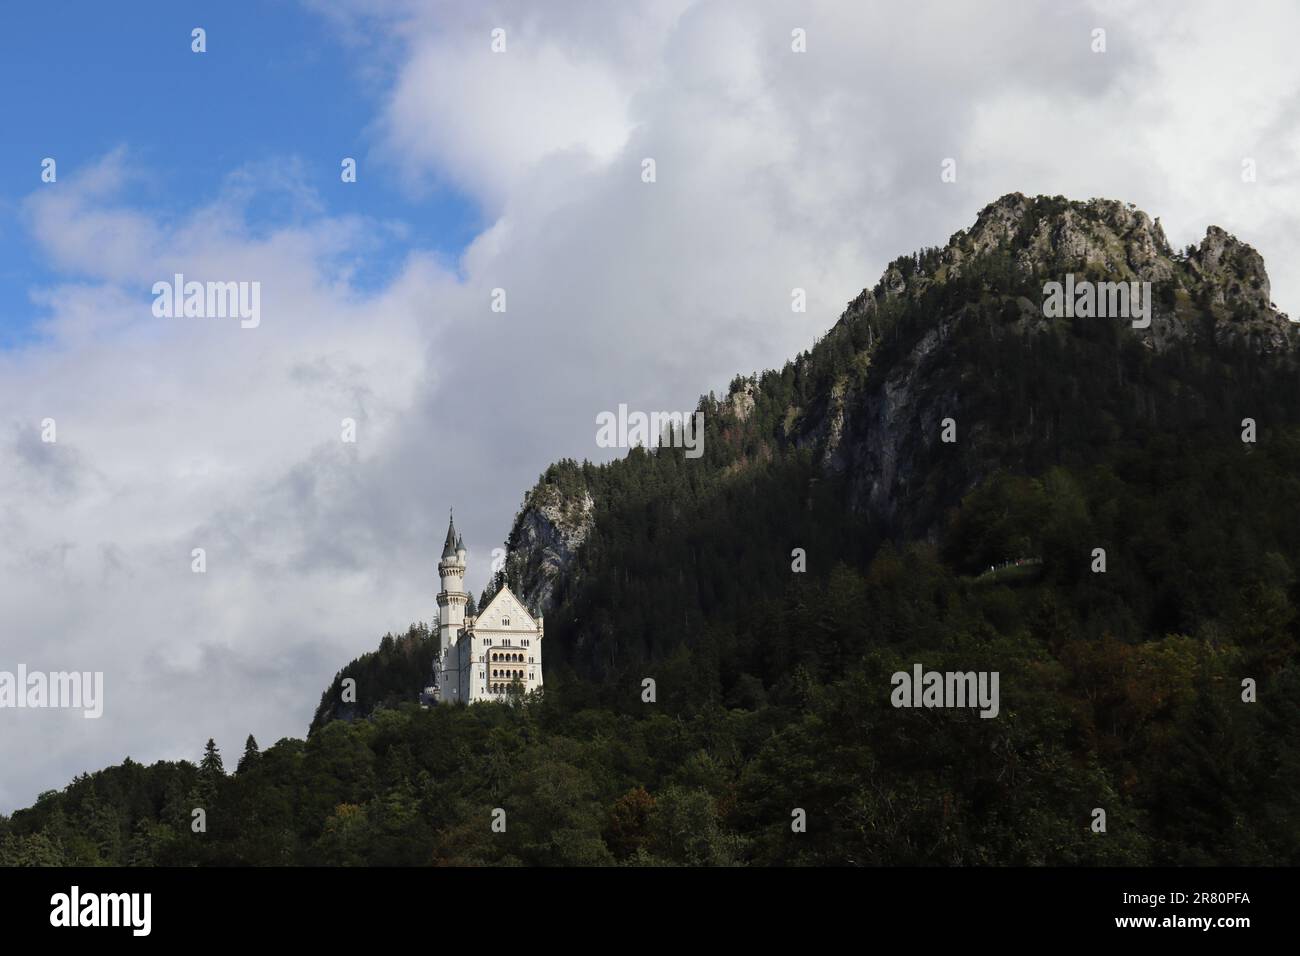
200 738 225 779
237 735 260 773
195 737 225 812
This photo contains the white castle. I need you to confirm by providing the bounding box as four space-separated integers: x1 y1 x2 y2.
424 512 544 704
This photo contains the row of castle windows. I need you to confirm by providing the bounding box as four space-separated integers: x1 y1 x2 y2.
481 638 531 647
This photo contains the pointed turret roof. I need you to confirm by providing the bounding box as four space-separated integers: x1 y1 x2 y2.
441 511 458 559
456 533 465 551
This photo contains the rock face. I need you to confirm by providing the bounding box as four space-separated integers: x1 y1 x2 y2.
503 474 594 614
955 194 1177 283
729 378 757 421
939 193 1285 315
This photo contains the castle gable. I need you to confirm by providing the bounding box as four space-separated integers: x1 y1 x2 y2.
475 586 537 631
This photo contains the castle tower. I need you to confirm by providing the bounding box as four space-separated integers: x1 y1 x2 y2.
436 511 468 698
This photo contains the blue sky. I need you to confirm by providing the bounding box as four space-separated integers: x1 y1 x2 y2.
0 0 480 347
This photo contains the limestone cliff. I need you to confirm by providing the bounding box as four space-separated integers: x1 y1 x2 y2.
501 464 595 614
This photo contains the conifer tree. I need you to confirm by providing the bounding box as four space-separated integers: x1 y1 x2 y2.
237 735 260 773
200 738 224 779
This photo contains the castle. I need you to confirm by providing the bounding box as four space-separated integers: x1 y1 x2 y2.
424 513 544 705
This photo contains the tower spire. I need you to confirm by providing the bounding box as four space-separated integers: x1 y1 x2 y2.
442 509 458 559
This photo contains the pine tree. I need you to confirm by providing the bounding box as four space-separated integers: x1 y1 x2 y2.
198 738 224 790
200 738 224 778
237 735 260 773
193 738 226 822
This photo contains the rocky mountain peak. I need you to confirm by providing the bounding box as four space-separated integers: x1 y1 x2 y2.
843 194 1288 346
1187 224 1273 313
800 194 1297 536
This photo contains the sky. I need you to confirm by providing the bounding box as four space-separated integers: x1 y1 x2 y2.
2 0 1300 812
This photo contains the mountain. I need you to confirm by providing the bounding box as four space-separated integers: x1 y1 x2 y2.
5 194 1299 867
497 193 1300 681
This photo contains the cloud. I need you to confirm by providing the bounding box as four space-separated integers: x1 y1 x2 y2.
0 155 453 811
